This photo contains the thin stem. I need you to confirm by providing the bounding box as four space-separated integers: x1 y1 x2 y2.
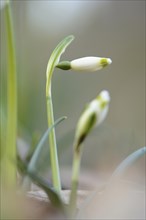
46 93 61 192
69 149 82 217
3 0 17 188
45 35 74 193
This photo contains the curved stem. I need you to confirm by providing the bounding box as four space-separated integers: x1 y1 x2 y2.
45 35 74 193
46 35 74 97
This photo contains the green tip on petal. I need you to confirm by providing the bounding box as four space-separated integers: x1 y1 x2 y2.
100 58 112 68
56 61 71 70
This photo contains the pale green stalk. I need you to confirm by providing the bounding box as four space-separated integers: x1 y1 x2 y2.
69 147 82 217
3 0 17 188
46 94 60 192
45 35 74 193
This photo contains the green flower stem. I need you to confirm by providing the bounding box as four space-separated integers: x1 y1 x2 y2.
69 148 82 217
45 35 74 193
3 0 17 188
46 93 61 192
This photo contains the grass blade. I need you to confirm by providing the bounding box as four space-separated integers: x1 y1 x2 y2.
23 116 67 189
26 170 66 214
18 161 66 216
2 0 17 188
110 146 146 182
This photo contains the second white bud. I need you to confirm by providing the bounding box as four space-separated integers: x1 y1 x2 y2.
74 90 110 150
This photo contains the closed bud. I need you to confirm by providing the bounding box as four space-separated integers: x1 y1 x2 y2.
74 90 110 151
56 57 112 72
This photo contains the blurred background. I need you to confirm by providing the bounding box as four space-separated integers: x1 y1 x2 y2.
1 0 145 187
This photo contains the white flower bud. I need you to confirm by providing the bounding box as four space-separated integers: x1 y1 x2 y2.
71 57 112 72
56 56 112 72
74 90 110 150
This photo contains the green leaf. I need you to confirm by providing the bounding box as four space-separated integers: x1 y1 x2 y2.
4 0 17 187
22 116 67 189
29 116 67 172
110 146 146 182
18 160 66 215
26 170 66 214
